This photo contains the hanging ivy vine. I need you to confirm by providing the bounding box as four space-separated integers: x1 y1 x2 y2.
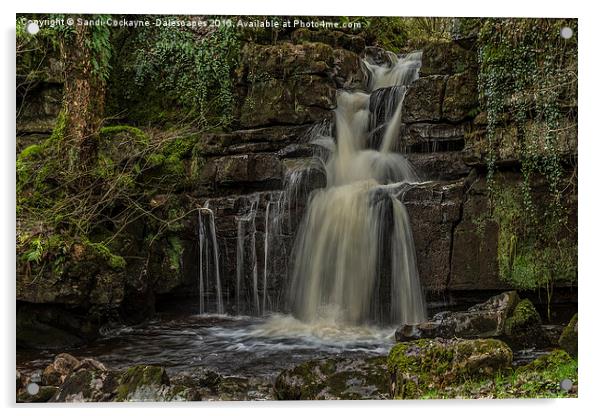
477 18 578 315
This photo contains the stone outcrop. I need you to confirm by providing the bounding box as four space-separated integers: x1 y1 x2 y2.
559 313 578 357
274 356 389 400
388 337 512 399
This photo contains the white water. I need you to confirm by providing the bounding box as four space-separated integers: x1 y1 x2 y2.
287 51 426 326
198 203 224 315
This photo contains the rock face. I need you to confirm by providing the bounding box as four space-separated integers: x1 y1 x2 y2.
274 356 389 400
388 338 512 399
559 313 578 357
396 291 519 341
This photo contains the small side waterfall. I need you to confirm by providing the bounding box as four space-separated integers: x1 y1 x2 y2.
198 203 224 315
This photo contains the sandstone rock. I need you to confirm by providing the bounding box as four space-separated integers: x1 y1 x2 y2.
274 356 389 400
115 365 170 402
214 154 283 185
388 338 512 399
420 41 477 76
400 122 469 153
559 313 578 357
442 70 479 122
402 180 464 292
406 152 471 181
51 366 119 402
42 353 81 386
504 299 549 348
401 76 446 123
396 291 520 341
241 76 335 127
17 385 59 403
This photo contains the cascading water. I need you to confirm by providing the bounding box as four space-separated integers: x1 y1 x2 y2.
198 203 224 315
287 51 426 326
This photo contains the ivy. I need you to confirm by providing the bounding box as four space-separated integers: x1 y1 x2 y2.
478 19 577 313
125 19 240 127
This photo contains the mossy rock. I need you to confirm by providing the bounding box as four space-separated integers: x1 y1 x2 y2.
274 356 389 400
17 385 59 403
388 338 512 399
115 365 170 402
504 298 548 348
559 313 578 357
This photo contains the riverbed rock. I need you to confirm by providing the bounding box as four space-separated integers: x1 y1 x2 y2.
503 298 549 349
388 338 512 399
50 365 119 402
396 291 520 341
42 353 81 386
559 313 578 357
115 365 170 401
274 356 389 400
17 385 59 403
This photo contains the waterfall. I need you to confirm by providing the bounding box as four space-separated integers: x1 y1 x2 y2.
198 203 224 315
198 209 205 315
235 195 260 315
287 51 426 326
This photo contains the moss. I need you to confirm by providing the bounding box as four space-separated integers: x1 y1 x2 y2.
388 338 512 399
84 240 126 270
505 299 541 334
99 125 149 144
115 365 170 401
167 236 183 273
558 313 578 357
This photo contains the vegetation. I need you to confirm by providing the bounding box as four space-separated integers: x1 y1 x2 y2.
477 19 578 314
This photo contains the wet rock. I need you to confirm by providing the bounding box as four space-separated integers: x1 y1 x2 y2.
274 356 389 400
420 41 477 76
17 385 59 403
401 76 446 123
51 366 119 402
195 125 310 157
396 291 520 341
402 180 464 292
559 313 578 357
388 338 512 399
400 122 468 153
115 365 170 402
214 154 284 185
42 353 81 386
241 76 335 127
442 70 478 122
503 299 549 349
406 152 471 181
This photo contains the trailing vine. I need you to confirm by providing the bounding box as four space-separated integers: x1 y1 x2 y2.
477 18 578 315
123 19 240 128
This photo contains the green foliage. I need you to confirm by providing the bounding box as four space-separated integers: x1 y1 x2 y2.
123 21 240 127
85 240 126 270
478 18 577 216
86 16 112 83
477 19 577 315
363 17 453 51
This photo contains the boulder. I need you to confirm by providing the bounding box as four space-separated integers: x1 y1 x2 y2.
503 299 549 348
396 291 520 341
388 338 512 399
401 76 446 123
115 365 170 402
274 356 389 400
42 353 81 386
50 365 119 402
17 385 59 403
558 313 578 357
